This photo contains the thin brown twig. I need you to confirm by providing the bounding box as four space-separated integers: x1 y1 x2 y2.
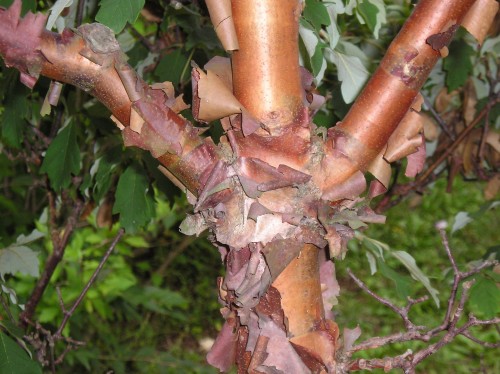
461 331 500 348
417 97 499 183
75 0 86 28
347 268 426 331
20 200 84 326
54 228 125 338
422 93 455 140
344 229 499 372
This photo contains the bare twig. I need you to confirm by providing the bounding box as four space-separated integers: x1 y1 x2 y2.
461 331 500 348
23 229 125 369
20 200 84 326
422 93 455 140
342 229 499 372
75 0 86 28
417 97 499 184
54 228 125 338
347 269 426 331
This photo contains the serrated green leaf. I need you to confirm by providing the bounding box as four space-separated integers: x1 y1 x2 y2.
444 40 475 92
154 48 189 87
113 165 154 233
95 0 145 34
0 332 42 374
325 47 369 103
303 0 331 31
0 247 39 278
469 276 500 318
92 154 119 202
0 84 29 148
40 122 81 190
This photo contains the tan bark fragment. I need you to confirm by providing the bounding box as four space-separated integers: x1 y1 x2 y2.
205 0 239 51
462 0 499 45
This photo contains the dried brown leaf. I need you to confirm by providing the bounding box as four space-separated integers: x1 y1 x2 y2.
484 174 500 200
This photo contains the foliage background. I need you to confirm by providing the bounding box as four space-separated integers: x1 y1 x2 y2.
0 0 498 373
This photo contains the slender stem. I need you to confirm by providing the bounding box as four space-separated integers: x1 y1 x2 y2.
422 93 455 140
417 102 494 183
54 229 125 338
20 200 84 326
75 0 86 27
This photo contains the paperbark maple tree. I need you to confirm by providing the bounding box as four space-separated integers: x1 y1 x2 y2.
0 0 498 373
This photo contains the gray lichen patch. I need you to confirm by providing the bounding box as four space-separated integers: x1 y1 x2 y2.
78 23 120 54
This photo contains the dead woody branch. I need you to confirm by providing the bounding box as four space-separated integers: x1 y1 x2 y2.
338 227 499 373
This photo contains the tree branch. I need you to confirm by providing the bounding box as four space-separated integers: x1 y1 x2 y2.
330 0 475 172
0 0 220 195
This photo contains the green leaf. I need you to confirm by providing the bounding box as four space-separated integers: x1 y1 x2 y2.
357 1 378 34
154 48 189 87
113 165 155 233
325 45 369 103
469 276 500 318
0 332 42 374
124 286 188 315
444 40 475 92
391 250 440 307
452 201 499 233
303 0 331 32
377 259 412 300
92 150 120 202
0 0 36 15
40 122 81 191
0 230 43 278
95 0 145 34
299 20 327 84
356 0 386 39
0 84 29 148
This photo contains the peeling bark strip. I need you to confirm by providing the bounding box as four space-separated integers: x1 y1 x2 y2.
0 0 219 195
461 0 499 45
426 24 459 51
205 0 239 51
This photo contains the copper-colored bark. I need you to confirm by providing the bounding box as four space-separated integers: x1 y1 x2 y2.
40 35 131 126
332 0 476 171
0 1 220 195
231 0 305 132
272 244 324 337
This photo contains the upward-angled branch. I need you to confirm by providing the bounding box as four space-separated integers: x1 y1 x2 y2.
0 0 219 195
329 0 475 171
